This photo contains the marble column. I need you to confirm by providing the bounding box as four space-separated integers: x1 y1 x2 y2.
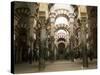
39 22 47 70
79 6 88 67
69 13 75 62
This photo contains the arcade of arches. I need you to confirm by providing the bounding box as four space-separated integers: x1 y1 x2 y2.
13 2 97 68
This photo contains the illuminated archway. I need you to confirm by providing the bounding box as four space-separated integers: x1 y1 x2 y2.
55 16 69 26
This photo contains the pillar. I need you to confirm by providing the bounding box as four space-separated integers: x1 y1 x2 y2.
69 13 75 62
78 6 88 67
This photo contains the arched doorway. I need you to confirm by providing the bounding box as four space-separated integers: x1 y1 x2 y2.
57 43 65 59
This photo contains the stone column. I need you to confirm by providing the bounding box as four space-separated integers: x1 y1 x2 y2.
69 13 75 62
39 20 47 70
81 20 88 67
78 6 88 67
54 45 57 60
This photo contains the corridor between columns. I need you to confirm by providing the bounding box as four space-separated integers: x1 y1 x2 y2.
12 2 97 73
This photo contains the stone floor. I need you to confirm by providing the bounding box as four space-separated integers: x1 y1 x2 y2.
15 59 97 74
